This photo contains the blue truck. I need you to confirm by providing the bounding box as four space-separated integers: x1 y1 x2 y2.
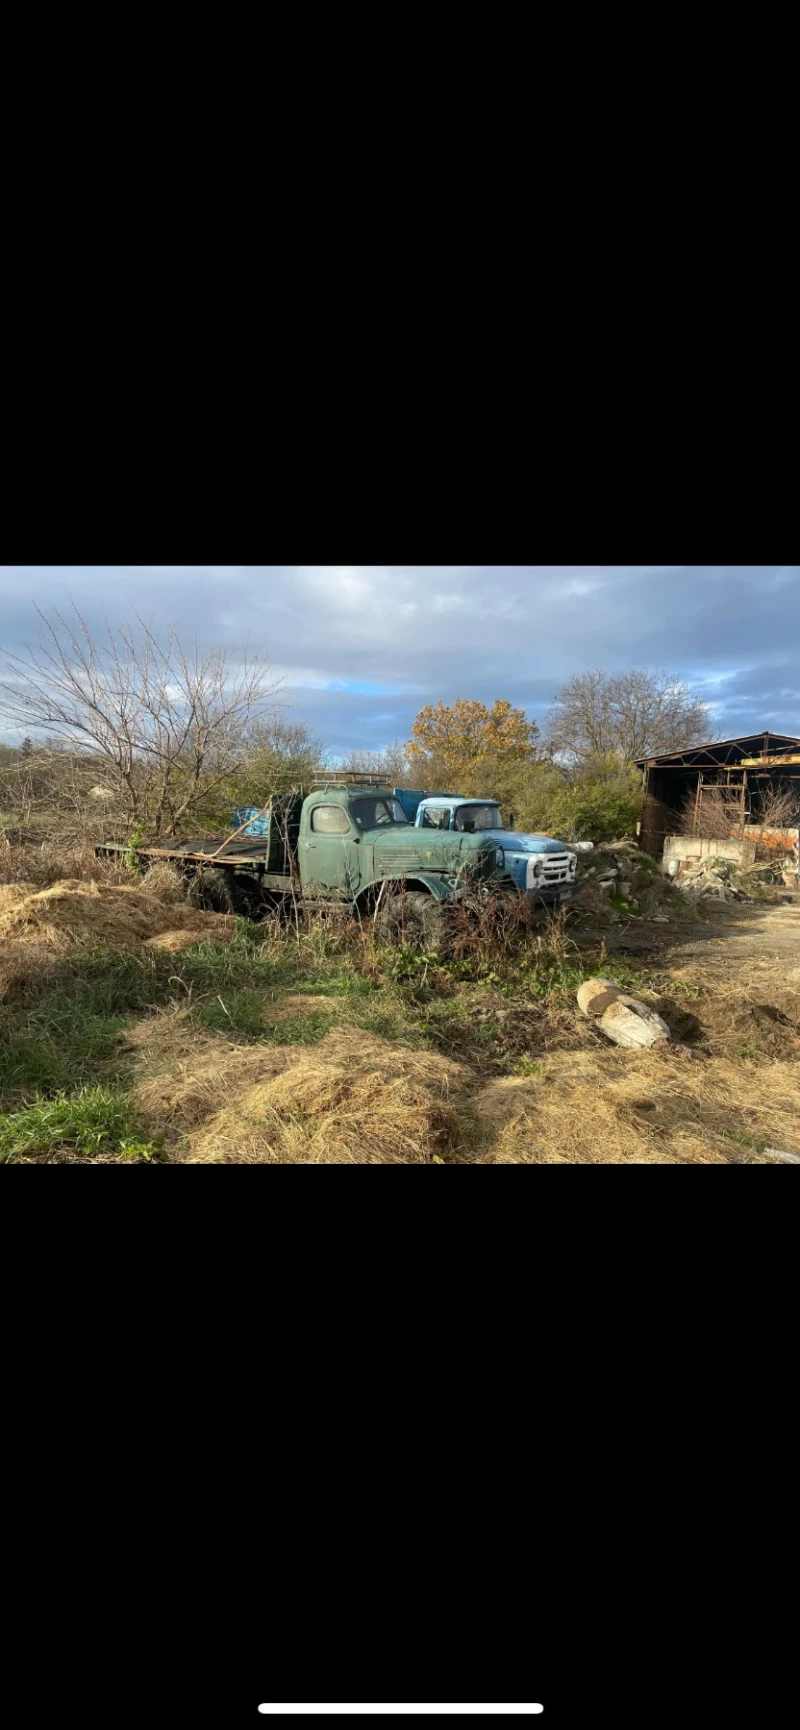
393 791 577 906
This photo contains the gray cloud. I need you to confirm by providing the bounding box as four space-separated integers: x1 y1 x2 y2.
0 565 798 753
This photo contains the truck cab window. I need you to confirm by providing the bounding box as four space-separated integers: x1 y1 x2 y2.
422 808 450 829
311 805 351 834
454 804 502 831
351 797 408 828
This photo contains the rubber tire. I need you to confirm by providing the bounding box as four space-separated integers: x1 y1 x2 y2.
376 890 452 953
225 873 268 920
186 868 240 915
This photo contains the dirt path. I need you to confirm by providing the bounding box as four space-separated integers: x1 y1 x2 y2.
579 897 800 983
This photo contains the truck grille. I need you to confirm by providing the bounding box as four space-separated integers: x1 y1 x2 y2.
376 852 423 874
470 848 497 881
526 852 573 888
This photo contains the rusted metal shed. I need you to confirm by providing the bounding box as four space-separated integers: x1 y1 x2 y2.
636 731 800 858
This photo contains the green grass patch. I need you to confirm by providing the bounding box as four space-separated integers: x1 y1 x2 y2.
262 1009 337 1045
0 1086 164 1163
0 1015 126 1097
291 973 379 999
345 997 426 1044
512 1055 544 1077
198 990 273 1039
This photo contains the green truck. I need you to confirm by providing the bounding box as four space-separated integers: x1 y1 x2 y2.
99 774 506 944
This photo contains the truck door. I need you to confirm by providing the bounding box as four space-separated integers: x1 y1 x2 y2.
304 802 362 898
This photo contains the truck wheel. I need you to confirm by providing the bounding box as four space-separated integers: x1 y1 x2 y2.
226 874 267 920
187 868 239 915
376 891 452 953
187 869 270 919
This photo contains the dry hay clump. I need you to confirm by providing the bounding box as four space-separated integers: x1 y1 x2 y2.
0 878 237 954
0 938 58 1001
128 1009 289 1129
0 838 131 888
130 1018 470 1163
471 1046 800 1164
138 860 191 905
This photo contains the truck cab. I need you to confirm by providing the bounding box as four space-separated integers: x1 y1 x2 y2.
292 782 503 904
409 794 577 905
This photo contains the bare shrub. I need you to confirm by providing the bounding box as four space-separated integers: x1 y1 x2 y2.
758 782 800 829
0 604 281 837
449 887 536 964
679 785 743 840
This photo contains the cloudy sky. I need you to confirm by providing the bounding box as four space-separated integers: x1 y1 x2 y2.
0 565 798 753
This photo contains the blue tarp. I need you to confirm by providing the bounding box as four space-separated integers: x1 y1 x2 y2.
233 806 270 837
393 788 426 822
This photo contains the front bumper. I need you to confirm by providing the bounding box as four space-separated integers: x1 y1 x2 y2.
492 873 576 905
528 882 576 905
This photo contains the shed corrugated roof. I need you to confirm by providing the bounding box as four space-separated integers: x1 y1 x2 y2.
635 731 800 767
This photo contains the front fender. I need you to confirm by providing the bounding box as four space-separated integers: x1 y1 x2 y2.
360 872 456 905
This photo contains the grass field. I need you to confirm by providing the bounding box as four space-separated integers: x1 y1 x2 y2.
2 840 800 1163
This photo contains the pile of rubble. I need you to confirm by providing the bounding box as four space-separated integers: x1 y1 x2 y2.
574 842 676 922
673 857 752 901
671 856 792 902
572 840 796 920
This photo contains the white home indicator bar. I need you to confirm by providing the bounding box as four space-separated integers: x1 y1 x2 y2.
257 1710 544 1717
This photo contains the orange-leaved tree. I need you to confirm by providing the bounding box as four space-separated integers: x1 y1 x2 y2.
407 699 538 799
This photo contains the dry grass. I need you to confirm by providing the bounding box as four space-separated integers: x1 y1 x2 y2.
128 1019 471 1163
131 1003 800 1165
0 878 237 955
0 833 131 888
129 1009 291 1129
470 1044 800 1163
662 965 800 1061
0 938 59 1001
139 860 191 904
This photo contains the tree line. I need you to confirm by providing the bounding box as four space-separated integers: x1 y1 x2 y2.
0 605 712 843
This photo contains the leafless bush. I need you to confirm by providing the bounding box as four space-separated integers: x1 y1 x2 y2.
679 786 743 840
756 782 800 831
0 604 281 837
449 887 537 964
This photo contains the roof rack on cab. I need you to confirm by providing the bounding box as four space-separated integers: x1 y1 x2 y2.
309 771 389 792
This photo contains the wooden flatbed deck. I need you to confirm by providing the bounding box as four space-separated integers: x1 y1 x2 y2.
99 836 271 866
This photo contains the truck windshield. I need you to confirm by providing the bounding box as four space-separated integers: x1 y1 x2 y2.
351 797 409 828
453 804 502 831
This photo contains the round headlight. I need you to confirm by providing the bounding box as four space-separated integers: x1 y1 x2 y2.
532 857 545 878
495 846 505 869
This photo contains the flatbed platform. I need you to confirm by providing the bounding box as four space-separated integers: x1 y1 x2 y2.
99 836 270 866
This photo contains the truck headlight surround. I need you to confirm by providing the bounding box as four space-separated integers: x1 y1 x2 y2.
532 857 545 879
495 846 505 869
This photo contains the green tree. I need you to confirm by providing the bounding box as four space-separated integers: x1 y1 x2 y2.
195 718 323 828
